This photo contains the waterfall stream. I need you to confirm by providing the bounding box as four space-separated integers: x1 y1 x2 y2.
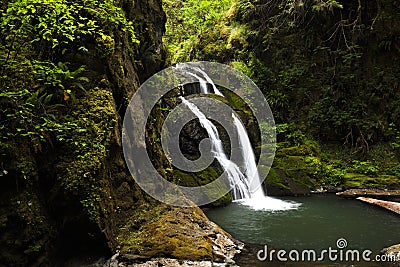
179 66 299 211
232 114 265 198
180 97 250 199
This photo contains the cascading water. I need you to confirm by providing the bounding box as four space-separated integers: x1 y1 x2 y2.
193 67 222 96
179 66 300 211
187 72 209 94
180 97 251 200
232 114 264 199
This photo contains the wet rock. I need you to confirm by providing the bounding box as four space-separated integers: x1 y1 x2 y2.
381 244 400 266
356 197 400 215
118 206 243 262
337 189 400 198
212 233 242 264
261 144 320 196
100 256 241 267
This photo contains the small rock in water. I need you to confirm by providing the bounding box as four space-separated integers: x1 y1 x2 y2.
380 244 400 266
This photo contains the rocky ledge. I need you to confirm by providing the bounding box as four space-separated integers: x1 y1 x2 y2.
381 244 400 266
336 189 400 198
116 206 243 266
356 197 400 215
98 256 238 267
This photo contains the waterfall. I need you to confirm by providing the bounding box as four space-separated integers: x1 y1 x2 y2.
180 68 265 200
187 72 209 94
192 67 222 96
232 114 265 198
180 97 251 199
178 65 300 211
190 68 264 199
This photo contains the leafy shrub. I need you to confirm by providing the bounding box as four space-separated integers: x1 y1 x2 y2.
350 160 379 176
321 164 345 186
275 123 307 146
0 0 137 152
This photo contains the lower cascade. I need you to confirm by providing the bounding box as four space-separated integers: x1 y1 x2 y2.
179 66 300 211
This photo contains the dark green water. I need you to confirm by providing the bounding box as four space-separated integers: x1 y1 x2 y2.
206 195 400 253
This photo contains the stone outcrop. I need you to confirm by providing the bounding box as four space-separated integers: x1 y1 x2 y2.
356 197 400 215
117 207 243 264
337 189 400 198
381 244 400 266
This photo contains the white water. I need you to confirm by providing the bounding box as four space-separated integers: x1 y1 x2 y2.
193 67 222 96
232 114 264 198
180 97 250 199
187 72 209 94
235 196 301 211
180 66 299 211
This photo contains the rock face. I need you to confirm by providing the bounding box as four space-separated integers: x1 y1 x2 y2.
0 0 239 265
0 0 167 264
357 197 400 215
262 144 320 196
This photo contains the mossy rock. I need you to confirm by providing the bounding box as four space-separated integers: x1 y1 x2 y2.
279 143 318 157
264 167 290 193
263 151 321 195
344 173 400 189
118 206 229 260
265 168 313 196
379 175 400 189
381 244 400 260
174 169 198 187
174 168 232 207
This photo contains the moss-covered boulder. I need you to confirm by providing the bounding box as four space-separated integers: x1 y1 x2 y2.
118 206 242 262
261 143 320 196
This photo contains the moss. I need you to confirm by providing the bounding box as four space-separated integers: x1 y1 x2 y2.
226 25 248 51
230 60 253 78
280 143 318 157
96 35 115 58
174 167 232 206
174 170 198 187
380 175 400 188
344 173 400 189
207 192 232 207
197 167 221 184
264 145 323 195
223 89 252 117
119 207 215 260
344 173 379 188
265 168 289 190
55 86 118 222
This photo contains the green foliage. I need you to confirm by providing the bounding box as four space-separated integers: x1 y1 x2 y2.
350 160 379 176
1 0 137 56
0 0 137 221
163 0 235 63
0 60 89 153
388 123 400 149
320 164 345 187
55 88 118 221
0 0 136 150
275 123 307 146
312 0 343 12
